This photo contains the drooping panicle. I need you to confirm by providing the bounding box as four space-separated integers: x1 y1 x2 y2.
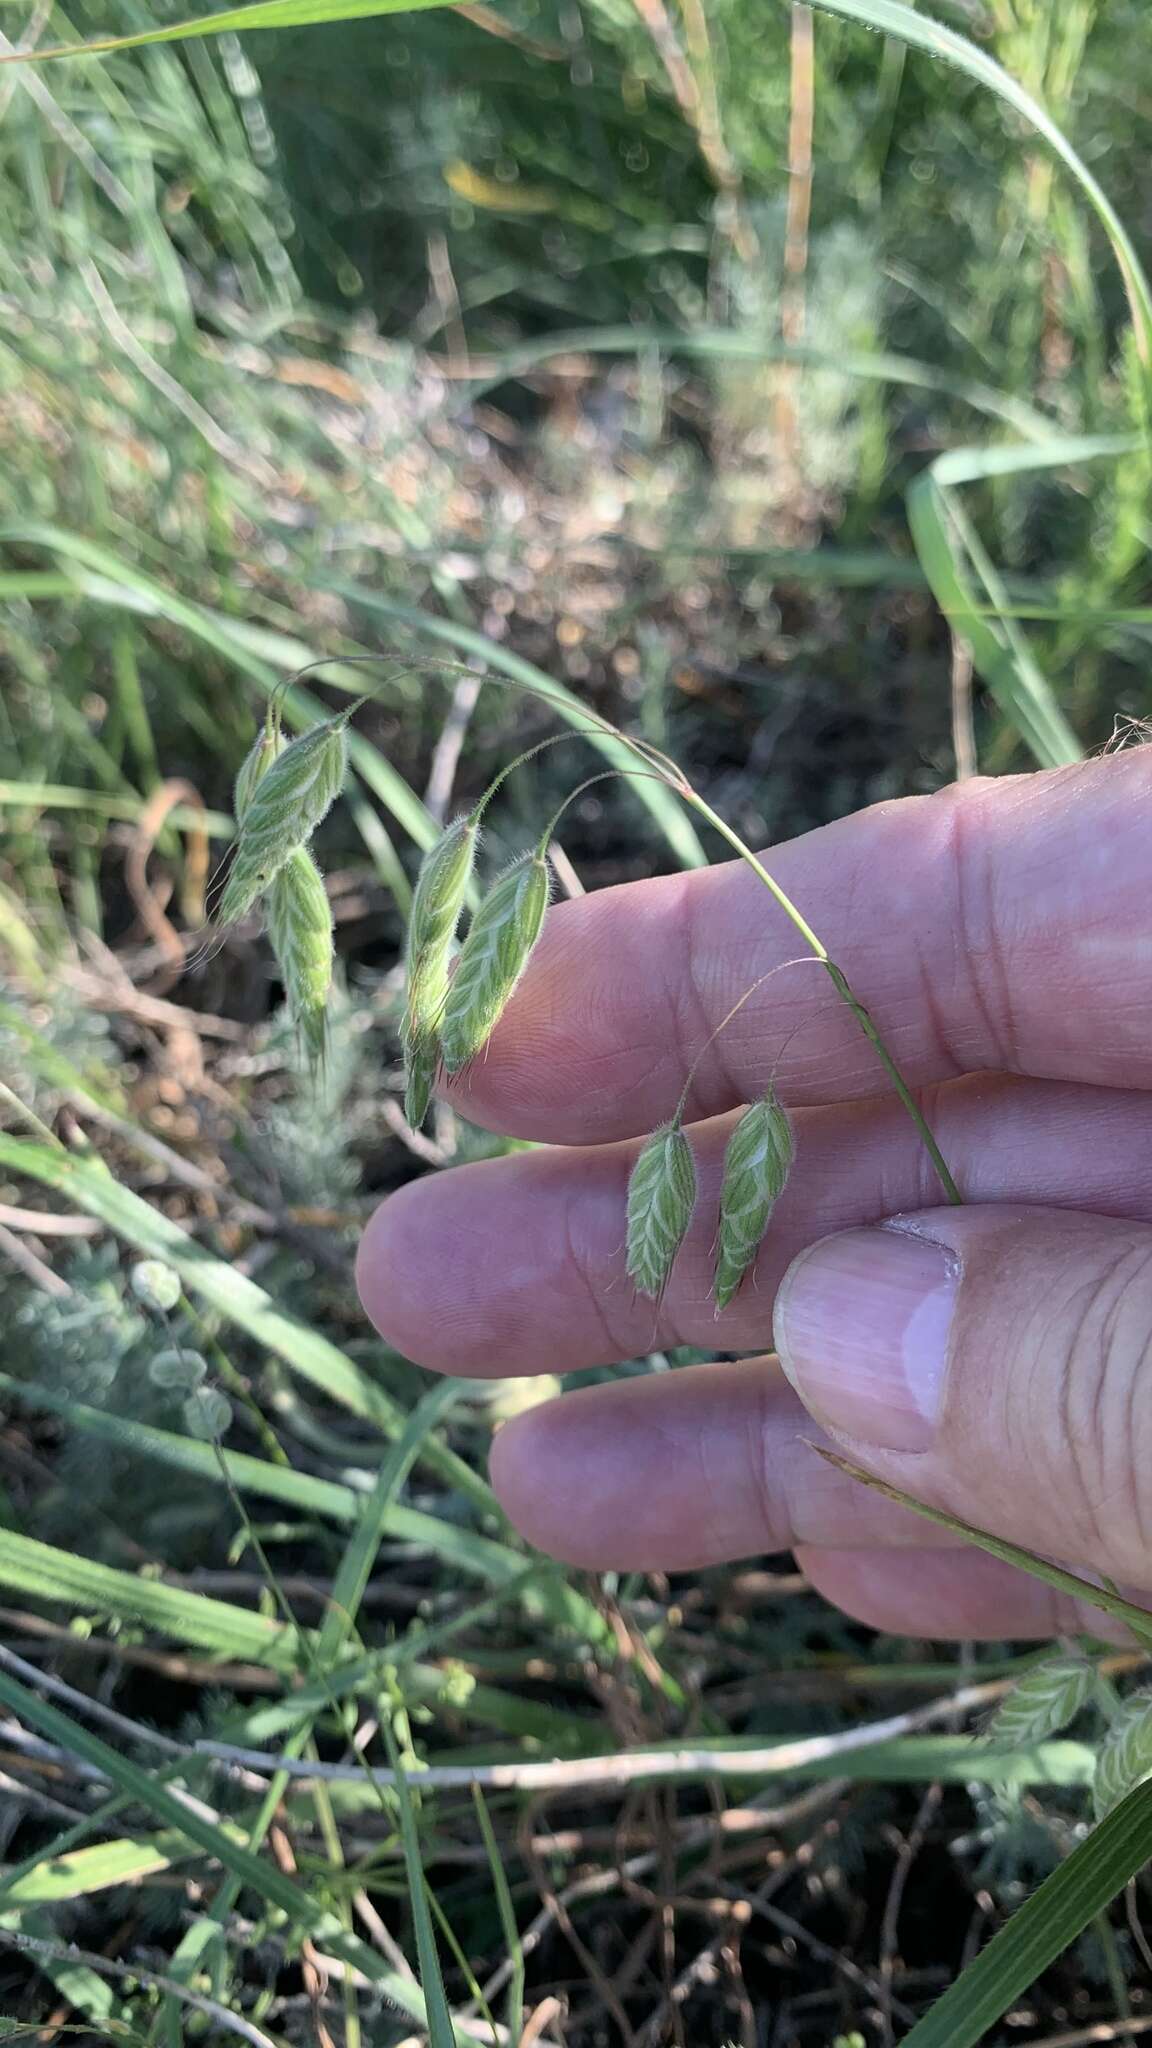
439 852 550 1074
626 1122 697 1299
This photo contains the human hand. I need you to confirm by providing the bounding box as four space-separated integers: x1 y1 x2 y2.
358 753 1152 1642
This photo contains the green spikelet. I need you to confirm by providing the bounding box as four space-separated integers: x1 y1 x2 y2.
626 1122 697 1299
220 713 350 925
1094 1689 1152 1818
233 708 285 823
265 848 333 1069
439 854 550 1074
404 813 479 1046
714 1089 794 1311
984 1653 1094 1750
404 1034 440 1130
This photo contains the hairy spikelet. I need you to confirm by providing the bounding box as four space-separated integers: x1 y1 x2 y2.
1094 1689 1152 1818
404 1032 440 1130
439 854 549 1073
233 713 284 823
220 714 349 925
404 813 478 1046
266 847 333 1068
714 1090 794 1310
626 1123 697 1299
984 1654 1094 1750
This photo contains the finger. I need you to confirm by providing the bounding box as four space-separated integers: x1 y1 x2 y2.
774 1204 1152 1595
445 753 1152 1142
487 1358 954 1570
358 1074 1152 1375
799 1546 1141 1646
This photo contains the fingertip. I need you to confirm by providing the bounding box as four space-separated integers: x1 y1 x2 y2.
488 1389 636 1567
356 1178 442 1368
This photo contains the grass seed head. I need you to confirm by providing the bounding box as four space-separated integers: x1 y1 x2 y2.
404 812 479 1046
233 712 285 823
219 714 350 925
714 1089 794 1311
265 846 334 1069
626 1122 697 1299
439 852 549 1074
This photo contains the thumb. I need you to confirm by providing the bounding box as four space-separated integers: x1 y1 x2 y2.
773 1206 1152 1594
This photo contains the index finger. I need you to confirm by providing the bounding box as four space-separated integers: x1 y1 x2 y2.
445 753 1151 1144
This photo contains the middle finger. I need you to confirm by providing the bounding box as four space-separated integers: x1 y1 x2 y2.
359 1072 1152 1376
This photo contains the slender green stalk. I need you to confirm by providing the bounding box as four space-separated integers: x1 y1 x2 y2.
812 1445 1152 1637
678 787 963 1205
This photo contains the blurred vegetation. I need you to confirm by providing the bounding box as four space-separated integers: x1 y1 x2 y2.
2 0 1152 2039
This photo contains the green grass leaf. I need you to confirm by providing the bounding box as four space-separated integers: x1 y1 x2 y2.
0 0 453 62
0 1527 306 1668
906 431 1140 769
382 1713 457 2048
1 1836 192 1904
900 1778 1152 2048
322 582 711 871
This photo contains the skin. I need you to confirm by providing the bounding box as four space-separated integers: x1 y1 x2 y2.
358 752 1152 1643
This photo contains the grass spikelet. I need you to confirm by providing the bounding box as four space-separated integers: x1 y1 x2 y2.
404 812 479 1045
714 1089 794 1311
404 1032 440 1129
1094 1689 1152 1818
233 707 284 823
439 853 549 1074
983 1653 1094 1751
626 1122 697 1299
265 847 333 1069
219 711 351 925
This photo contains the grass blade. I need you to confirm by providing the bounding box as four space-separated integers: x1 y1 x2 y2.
0 1527 305 1669
900 1778 1152 2048
381 1711 457 2048
459 328 1059 441
906 474 1080 768
908 437 1138 768
0 522 445 857
0 0 453 62
473 1786 524 2044
323 582 709 870
317 1377 465 1663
